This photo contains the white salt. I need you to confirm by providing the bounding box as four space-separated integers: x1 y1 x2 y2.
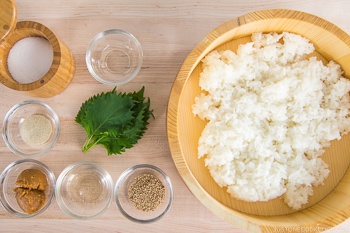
7 37 53 84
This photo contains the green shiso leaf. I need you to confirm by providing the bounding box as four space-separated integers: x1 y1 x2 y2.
75 86 153 155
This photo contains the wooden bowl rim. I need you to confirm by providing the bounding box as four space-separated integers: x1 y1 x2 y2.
0 20 61 90
167 8 350 232
0 0 17 41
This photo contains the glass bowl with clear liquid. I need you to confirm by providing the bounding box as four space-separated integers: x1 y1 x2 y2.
55 161 113 219
86 29 143 86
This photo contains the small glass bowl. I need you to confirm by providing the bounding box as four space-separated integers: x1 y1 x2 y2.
86 29 143 86
0 159 56 218
114 164 173 223
55 161 114 220
2 100 60 158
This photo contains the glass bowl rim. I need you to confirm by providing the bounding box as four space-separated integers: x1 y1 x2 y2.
2 99 60 158
55 161 114 220
114 164 174 224
0 158 56 218
85 29 143 86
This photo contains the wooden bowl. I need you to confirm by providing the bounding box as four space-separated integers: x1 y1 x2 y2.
0 21 75 98
167 9 350 232
0 0 75 98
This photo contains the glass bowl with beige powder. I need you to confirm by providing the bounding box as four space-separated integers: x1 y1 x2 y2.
55 161 114 220
0 159 56 218
2 100 60 158
114 164 173 223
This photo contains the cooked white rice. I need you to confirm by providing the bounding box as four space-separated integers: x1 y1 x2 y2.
192 32 350 210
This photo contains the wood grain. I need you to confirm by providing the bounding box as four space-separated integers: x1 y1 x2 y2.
0 1 350 233
0 0 17 40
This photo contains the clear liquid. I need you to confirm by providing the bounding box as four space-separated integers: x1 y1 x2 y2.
66 172 104 204
98 46 131 75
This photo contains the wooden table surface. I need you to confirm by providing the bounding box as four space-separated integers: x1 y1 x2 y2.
1 0 350 232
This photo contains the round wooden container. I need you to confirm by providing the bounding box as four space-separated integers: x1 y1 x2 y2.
0 0 75 98
167 9 350 233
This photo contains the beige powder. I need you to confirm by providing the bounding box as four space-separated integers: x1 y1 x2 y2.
20 114 52 146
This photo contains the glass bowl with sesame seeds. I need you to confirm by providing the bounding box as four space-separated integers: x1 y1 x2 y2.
114 164 173 223
2 100 60 158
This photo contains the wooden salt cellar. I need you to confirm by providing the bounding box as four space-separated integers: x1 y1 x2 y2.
0 0 75 97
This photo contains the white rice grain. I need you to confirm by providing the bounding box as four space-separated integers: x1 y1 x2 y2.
192 32 350 210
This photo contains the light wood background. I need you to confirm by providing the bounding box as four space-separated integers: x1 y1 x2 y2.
0 1 350 232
